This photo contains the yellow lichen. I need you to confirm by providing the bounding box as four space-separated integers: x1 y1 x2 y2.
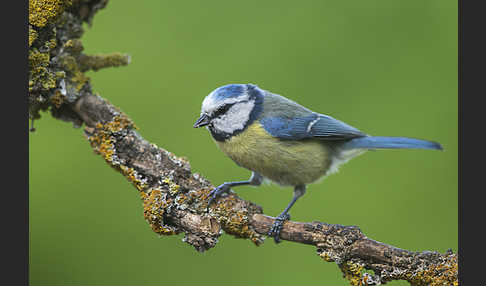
63 39 84 54
407 255 458 286
120 166 148 192
50 89 66 108
335 253 458 286
110 115 135 132
55 54 89 91
87 114 148 192
45 38 57 50
162 178 180 195
175 194 189 205
319 252 334 262
140 189 176 235
171 184 180 192
29 0 72 27
88 115 134 154
56 71 66 78
210 195 264 245
29 49 57 92
340 261 366 286
71 71 90 90
29 26 38 47
29 24 62 97
29 49 50 68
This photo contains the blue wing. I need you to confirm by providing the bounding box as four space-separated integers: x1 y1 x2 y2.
260 113 366 140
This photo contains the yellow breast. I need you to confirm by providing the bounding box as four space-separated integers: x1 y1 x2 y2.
215 123 332 186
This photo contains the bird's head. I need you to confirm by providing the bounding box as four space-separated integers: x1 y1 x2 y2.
194 83 263 141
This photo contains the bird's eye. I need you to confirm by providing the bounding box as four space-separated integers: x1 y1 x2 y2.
214 103 233 117
217 105 229 113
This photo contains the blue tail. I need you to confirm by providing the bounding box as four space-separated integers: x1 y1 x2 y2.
342 136 443 151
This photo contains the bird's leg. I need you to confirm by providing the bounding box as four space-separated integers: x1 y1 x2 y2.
268 185 306 244
207 172 263 209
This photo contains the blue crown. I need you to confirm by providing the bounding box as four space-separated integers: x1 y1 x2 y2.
211 83 258 100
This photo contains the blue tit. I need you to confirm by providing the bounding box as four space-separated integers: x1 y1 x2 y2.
193 83 442 243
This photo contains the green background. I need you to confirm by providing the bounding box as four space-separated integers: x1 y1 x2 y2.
29 1 457 285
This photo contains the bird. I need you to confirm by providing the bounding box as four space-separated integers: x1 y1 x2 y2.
193 83 442 243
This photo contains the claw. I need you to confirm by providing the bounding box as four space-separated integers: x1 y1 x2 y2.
268 213 291 243
206 183 230 210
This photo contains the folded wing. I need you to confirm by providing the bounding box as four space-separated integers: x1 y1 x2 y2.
260 113 366 141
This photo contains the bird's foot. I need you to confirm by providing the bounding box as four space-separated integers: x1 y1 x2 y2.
268 213 291 244
206 183 231 210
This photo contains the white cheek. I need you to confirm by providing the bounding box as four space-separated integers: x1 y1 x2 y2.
212 101 254 134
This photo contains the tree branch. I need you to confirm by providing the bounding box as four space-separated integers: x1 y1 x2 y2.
29 1 458 285
72 93 457 286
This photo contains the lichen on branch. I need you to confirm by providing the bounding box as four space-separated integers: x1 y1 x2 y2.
29 0 71 28
78 53 131 72
28 0 128 126
76 94 265 250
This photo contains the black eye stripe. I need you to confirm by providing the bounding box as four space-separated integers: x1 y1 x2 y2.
211 100 251 118
213 102 236 117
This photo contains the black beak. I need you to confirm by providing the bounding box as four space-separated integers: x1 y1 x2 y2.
193 114 210 128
